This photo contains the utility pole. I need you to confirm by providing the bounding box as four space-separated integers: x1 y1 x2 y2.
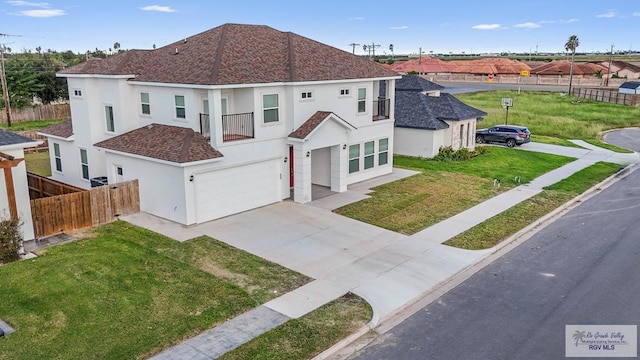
0 46 11 127
605 44 614 87
349 43 360 55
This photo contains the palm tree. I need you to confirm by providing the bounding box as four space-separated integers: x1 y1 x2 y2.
113 42 121 53
572 330 586 346
565 35 579 95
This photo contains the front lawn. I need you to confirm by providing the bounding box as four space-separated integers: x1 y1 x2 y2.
445 161 622 249
335 148 574 235
219 293 372 360
0 222 310 359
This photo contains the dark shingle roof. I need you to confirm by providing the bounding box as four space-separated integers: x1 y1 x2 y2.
94 124 223 163
288 111 333 139
395 75 444 91
59 23 399 85
395 91 487 130
620 81 640 89
38 119 74 138
0 129 36 147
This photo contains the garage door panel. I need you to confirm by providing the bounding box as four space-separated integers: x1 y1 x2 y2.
195 160 281 223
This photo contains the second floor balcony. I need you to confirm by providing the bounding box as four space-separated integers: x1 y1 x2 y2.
373 98 390 121
200 112 255 143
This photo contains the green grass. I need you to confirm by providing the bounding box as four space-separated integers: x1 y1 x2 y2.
335 148 574 235
0 222 310 360
530 135 583 148
24 151 52 177
219 293 372 360
459 91 640 140
444 162 622 250
582 139 633 153
0 118 66 131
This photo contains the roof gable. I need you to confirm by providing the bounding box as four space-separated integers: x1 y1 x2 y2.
59 23 399 85
288 111 356 140
94 124 223 164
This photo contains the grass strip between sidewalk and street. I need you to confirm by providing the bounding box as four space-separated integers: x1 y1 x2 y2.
335 147 574 235
444 161 623 250
0 221 310 360
218 293 372 360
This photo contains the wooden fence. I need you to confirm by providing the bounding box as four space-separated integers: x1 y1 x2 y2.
30 179 140 238
0 103 71 124
571 88 640 106
27 172 85 199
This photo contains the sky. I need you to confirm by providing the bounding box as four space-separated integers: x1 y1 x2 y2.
0 1 639 56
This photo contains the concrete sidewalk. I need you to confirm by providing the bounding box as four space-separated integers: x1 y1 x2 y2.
136 142 637 360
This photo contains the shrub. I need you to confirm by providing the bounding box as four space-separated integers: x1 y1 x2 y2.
0 218 23 264
433 146 486 161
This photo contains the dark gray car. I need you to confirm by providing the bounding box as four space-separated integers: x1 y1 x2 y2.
476 125 531 147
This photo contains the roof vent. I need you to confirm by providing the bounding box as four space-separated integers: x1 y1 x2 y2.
183 38 187 44
175 48 179 55
147 124 153 129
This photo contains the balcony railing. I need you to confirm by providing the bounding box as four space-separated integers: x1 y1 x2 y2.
222 112 254 142
199 113 211 139
373 98 390 121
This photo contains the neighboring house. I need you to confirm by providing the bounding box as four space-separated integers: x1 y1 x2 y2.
530 61 607 77
600 60 640 79
0 130 41 241
619 81 640 95
394 76 486 158
39 23 400 225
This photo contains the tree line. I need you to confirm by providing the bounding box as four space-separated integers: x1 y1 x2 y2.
1 46 123 110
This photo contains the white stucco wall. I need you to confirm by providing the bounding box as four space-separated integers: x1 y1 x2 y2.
103 152 188 224
311 147 331 186
394 127 442 158
0 147 35 241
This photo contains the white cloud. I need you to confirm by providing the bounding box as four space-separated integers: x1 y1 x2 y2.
633 12 640 17
514 22 540 29
389 25 408 30
140 5 177 13
347 16 364 21
6 1 49 7
12 8 64 17
472 24 501 30
597 10 617 18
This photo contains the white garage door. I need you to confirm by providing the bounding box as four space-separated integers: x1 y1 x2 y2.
194 159 281 223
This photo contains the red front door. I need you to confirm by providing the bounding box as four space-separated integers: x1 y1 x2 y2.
289 146 294 188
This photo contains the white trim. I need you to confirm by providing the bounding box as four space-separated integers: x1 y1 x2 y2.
190 155 281 175
38 133 73 142
0 141 42 151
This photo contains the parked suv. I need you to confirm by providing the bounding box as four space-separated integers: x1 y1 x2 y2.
476 125 531 147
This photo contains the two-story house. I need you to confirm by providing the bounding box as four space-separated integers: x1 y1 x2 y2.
40 23 400 225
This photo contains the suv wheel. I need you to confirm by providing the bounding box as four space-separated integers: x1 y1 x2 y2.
475 135 485 144
506 138 516 148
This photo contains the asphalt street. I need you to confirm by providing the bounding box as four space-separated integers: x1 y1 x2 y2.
350 167 640 360
604 128 640 152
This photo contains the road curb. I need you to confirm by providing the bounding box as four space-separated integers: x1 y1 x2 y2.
322 162 638 359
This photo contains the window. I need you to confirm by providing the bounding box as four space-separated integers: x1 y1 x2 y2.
105 105 115 132
53 143 62 172
340 88 350 96
301 91 312 100
467 124 471 146
378 138 389 165
73 89 82 97
357 88 366 113
349 144 360 173
263 94 279 123
80 149 89 180
140 92 150 115
364 141 375 169
116 166 123 176
174 95 186 119
460 124 465 147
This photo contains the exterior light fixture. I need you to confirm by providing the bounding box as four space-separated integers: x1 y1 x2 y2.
284 156 288 163
306 151 310 158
